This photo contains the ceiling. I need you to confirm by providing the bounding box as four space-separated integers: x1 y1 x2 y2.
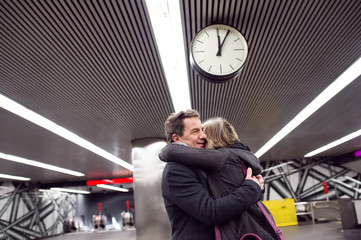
0 0 361 186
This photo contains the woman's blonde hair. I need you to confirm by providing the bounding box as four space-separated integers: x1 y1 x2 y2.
203 117 239 149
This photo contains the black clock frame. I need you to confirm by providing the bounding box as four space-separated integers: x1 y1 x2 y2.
189 24 248 84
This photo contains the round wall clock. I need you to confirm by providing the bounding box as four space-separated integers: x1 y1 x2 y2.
190 24 248 83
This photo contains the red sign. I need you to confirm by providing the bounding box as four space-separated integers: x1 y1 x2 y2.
87 177 133 186
322 181 329 194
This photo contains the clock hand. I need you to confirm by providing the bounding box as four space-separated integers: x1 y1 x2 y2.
217 28 221 56
216 30 230 56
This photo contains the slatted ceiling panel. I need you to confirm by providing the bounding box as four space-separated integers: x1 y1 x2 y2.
1 0 361 183
117 2 173 126
0 0 172 156
265 3 360 150
182 0 361 154
4 7 88 87
263 76 361 160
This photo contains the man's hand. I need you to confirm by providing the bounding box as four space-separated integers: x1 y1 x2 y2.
245 168 264 190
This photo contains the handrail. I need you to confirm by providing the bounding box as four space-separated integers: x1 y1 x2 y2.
312 201 339 210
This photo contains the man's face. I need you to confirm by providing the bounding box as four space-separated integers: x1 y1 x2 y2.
173 117 207 149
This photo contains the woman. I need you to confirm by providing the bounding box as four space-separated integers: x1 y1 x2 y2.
159 117 280 240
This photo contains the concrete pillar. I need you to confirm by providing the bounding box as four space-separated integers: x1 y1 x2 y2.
132 138 171 240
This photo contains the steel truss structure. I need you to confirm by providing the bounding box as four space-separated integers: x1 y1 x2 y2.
0 182 75 240
261 158 361 201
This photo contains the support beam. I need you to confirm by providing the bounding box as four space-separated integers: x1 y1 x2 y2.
269 179 293 199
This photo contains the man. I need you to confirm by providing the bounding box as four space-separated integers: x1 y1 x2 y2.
161 110 263 239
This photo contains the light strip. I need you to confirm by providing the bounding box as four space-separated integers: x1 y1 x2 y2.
262 162 293 172
0 94 134 172
0 173 30 181
345 176 361 185
0 152 84 176
50 187 90 194
304 129 361 157
97 184 129 192
255 57 361 158
145 0 191 112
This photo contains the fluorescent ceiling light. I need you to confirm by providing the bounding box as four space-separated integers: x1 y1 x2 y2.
97 184 129 192
146 0 191 112
255 57 361 158
0 152 84 176
0 173 30 181
262 162 292 172
50 187 90 194
304 129 361 157
0 94 134 172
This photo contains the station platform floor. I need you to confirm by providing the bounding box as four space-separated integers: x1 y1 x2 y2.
42 222 361 240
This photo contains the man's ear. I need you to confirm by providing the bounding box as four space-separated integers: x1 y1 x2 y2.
172 134 180 142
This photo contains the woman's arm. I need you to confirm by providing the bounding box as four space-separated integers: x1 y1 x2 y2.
159 143 229 172
162 163 263 225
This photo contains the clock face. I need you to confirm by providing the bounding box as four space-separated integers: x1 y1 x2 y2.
190 24 248 81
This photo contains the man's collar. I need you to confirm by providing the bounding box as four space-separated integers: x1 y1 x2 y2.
172 142 189 147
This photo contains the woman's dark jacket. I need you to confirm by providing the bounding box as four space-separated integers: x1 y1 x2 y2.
159 142 278 240
162 162 262 239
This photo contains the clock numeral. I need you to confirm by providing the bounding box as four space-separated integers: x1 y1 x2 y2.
230 65 234 70
236 58 243 62
197 40 204 44
234 38 240 42
205 31 210 37
208 65 212 72
234 49 245 51
220 64 222 74
199 60 205 64
194 51 205 53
